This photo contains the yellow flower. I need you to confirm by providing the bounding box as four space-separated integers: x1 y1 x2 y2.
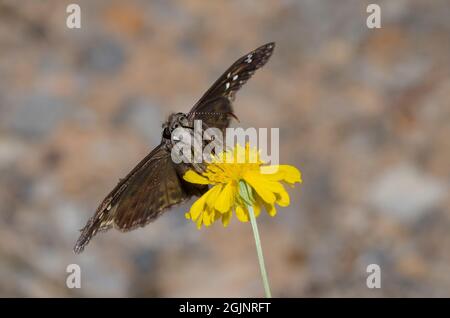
183 143 302 229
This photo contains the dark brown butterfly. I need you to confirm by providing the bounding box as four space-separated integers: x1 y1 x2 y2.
74 42 275 253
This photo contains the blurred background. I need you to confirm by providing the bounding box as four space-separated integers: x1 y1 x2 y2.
0 0 449 297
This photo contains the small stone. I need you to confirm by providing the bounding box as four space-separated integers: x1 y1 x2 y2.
79 38 126 73
368 164 446 222
114 97 163 146
0 138 26 168
133 248 159 273
8 94 72 140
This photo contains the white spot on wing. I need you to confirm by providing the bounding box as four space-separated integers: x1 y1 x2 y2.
232 75 238 81
225 82 230 90
245 54 253 63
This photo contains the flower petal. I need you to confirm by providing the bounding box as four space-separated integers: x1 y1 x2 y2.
183 170 210 184
275 188 290 207
260 165 302 184
203 209 213 227
264 202 277 217
252 202 261 217
206 184 223 209
215 182 235 213
196 214 203 229
222 211 232 227
243 172 276 204
235 205 249 222
188 191 209 221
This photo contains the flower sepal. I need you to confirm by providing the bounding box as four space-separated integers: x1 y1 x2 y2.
238 180 255 206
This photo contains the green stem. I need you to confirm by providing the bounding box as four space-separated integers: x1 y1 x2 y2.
247 204 272 298
239 180 271 298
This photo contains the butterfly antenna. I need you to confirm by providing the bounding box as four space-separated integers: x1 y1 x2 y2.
228 111 239 122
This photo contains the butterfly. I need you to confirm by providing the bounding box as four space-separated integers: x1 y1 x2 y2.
74 42 275 253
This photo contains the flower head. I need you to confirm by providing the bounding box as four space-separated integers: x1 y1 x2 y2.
183 143 302 228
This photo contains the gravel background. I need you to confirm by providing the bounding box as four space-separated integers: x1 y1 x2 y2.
0 0 449 297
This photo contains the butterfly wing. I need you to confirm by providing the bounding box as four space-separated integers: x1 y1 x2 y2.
188 42 275 132
74 144 195 253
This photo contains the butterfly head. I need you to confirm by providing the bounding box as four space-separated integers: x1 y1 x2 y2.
162 112 191 140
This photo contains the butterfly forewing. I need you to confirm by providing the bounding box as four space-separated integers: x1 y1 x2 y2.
114 152 189 230
187 42 274 133
190 42 275 113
